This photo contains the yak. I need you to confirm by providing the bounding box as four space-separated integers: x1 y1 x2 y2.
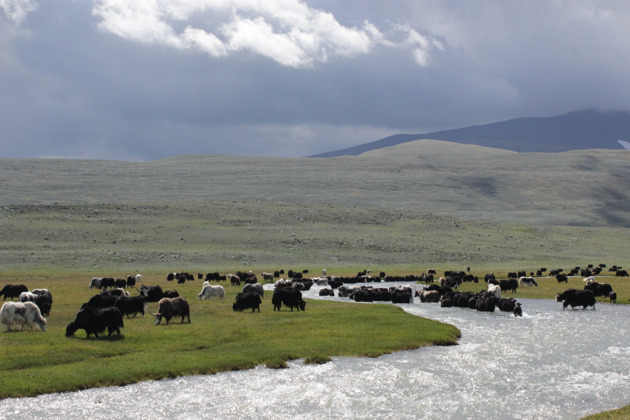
556 289 596 310
66 306 123 338
152 297 190 325
0 301 47 332
232 292 263 312
272 288 306 311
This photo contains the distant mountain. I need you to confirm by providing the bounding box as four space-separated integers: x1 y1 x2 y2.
310 110 630 157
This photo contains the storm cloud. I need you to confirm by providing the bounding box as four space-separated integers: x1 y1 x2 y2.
1 0 629 160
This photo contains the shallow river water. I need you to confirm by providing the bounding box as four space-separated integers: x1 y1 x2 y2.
2 283 630 419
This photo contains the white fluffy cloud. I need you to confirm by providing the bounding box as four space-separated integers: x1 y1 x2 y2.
90 0 439 68
0 0 37 24
0 0 444 68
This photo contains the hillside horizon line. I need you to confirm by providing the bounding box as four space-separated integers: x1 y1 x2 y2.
310 109 630 157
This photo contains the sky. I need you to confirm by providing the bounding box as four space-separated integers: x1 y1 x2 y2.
1 0 630 161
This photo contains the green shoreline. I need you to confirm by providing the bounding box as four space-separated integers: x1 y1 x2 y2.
0 274 460 399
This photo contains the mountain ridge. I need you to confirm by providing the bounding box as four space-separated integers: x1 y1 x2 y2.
310 109 630 157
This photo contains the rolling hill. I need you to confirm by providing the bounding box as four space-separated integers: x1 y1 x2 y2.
311 109 630 157
1 140 629 228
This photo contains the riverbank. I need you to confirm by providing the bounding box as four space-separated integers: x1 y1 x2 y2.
3 295 629 419
0 273 459 399
2 268 628 400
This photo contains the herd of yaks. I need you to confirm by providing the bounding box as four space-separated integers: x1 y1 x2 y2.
0 270 312 337
0 263 627 336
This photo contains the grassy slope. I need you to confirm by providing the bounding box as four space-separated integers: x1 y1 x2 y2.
1 140 629 227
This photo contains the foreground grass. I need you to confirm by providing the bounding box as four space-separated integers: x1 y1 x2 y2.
583 405 630 420
0 274 460 399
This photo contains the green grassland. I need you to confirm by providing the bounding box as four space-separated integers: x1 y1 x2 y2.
1 266 626 400
0 267 626 400
0 274 460 399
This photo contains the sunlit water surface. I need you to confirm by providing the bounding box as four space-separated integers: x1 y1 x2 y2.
2 282 630 419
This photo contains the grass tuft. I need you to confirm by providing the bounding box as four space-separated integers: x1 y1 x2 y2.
304 355 332 365
265 360 289 369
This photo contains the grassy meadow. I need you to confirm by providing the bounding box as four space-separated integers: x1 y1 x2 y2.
0 267 627 399
0 273 461 399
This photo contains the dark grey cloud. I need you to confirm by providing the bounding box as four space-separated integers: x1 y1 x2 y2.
1 0 629 160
